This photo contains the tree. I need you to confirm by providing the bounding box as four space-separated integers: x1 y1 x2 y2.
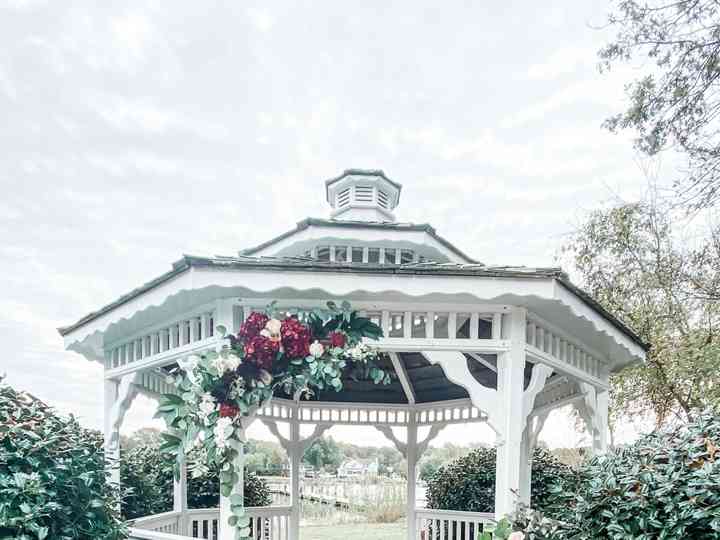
562 199 720 425
425 447 577 514
0 380 126 539
511 410 720 539
121 432 272 520
302 437 343 473
600 0 720 208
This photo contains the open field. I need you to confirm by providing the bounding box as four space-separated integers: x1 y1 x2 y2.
301 522 405 540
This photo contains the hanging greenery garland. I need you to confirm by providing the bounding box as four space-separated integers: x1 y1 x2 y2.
155 301 389 539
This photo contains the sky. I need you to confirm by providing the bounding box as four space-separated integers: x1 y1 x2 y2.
0 0 660 449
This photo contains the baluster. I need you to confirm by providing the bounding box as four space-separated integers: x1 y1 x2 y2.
470 313 480 339
448 312 457 339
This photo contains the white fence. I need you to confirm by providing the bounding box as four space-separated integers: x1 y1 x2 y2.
130 506 291 540
416 508 495 540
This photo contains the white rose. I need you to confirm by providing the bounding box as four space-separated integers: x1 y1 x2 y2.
309 340 325 358
214 417 234 449
198 394 216 417
260 328 271 338
350 344 364 360
225 353 241 371
265 318 282 335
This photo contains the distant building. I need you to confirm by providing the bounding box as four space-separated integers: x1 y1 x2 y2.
338 458 380 478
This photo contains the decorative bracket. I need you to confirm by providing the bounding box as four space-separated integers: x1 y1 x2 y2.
421 351 499 433
375 424 445 460
576 383 608 454
106 372 141 454
521 363 553 434
264 419 331 453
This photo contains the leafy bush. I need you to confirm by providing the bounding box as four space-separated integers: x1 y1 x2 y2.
512 410 720 539
121 438 271 520
425 446 577 514
0 380 126 540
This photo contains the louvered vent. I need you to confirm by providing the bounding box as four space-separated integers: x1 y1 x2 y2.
337 188 351 207
355 185 374 202
377 190 390 209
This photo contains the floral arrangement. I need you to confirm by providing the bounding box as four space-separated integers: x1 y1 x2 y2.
155 301 389 539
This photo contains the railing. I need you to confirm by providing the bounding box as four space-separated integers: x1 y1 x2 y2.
133 511 182 535
131 506 292 540
416 509 495 540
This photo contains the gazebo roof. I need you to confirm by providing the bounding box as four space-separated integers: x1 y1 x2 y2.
58 253 646 352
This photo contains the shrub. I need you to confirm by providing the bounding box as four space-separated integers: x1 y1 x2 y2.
425 446 577 514
121 438 271 519
512 410 720 539
0 381 126 540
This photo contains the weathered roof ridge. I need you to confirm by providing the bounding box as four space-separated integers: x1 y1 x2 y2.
58 253 648 352
240 217 481 264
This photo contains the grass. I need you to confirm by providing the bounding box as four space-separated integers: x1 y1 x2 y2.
301 522 405 540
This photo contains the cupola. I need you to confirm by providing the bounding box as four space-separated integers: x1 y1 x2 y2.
325 169 401 222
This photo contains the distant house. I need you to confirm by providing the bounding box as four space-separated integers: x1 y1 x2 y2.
337 458 379 478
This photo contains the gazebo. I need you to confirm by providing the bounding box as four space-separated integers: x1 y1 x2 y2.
59 170 647 540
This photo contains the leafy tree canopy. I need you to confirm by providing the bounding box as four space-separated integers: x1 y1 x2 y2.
0 380 126 540
601 0 720 208
563 198 720 426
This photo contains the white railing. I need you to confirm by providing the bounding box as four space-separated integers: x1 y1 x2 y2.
416 509 495 540
133 511 182 535
131 506 291 540
106 309 217 370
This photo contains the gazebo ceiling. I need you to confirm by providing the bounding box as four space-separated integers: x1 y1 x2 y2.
274 353 535 405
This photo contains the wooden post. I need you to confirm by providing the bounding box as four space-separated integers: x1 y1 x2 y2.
103 378 120 487
494 307 527 518
289 417 301 540
406 420 418 540
174 456 188 534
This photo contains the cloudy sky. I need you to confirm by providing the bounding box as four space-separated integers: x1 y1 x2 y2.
1 0 658 448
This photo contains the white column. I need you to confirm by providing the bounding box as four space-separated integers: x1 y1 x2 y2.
289 417 301 540
103 378 121 487
595 389 609 455
518 427 532 505
174 457 188 534
219 437 245 540
406 421 418 540
494 307 527 518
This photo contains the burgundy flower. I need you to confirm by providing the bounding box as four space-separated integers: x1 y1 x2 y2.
238 312 269 341
245 334 279 369
281 317 311 358
328 331 346 348
219 403 239 418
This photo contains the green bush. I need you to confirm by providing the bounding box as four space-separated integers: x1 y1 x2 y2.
0 381 126 540
512 410 720 539
121 438 271 520
425 446 577 514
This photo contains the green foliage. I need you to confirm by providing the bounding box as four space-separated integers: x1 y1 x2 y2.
600 0 720 208
121 434 271 520
0 380 126 540
511 410 720 539
563 201 720 425
425 446 577 514
303 437 343 473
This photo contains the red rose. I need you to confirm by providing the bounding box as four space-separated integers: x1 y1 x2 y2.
238 312 269 341
219 403 239 418
245 334 279 369
280 317 311 358
329 331 346 348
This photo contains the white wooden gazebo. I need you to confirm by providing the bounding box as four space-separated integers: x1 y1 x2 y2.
59 170 647 540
